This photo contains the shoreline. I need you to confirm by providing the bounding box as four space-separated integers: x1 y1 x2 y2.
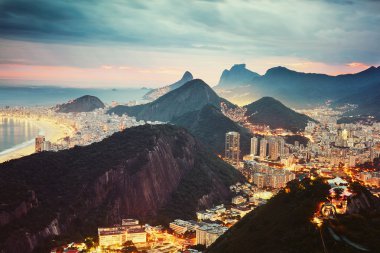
0 117 74 164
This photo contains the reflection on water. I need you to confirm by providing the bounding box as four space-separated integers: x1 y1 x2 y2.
0 117 41 153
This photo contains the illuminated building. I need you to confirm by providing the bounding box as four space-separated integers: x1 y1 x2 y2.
225 132 240 165
231 195 246 205
196 224 227 247
35 135 45 152
253 173 265 188
169 219 198 234
268 138 279 160
122 219 139 226
42 140 51 151
98 219 147 248
250 137 258 156
98 227 126 247
259 138 268 159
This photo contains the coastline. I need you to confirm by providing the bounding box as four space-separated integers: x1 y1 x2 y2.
0 117 74 164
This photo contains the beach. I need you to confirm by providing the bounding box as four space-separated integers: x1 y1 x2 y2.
0 117 74 164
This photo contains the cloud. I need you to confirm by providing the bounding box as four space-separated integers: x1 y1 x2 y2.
346 62 370 68
0 0 379 87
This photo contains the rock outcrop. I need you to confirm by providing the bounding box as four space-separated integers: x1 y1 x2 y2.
0 124 243 252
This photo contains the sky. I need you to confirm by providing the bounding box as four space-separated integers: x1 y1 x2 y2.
0 0 379 88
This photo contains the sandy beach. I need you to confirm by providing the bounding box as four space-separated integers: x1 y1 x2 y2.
0 117 74 164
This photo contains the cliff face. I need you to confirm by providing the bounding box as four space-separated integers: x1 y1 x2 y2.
0 125 243 252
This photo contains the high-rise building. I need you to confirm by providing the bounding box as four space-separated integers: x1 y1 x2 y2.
35 135 45 153
268 138 279 160
259 138 268 159
250 137 258 156
42 141 51 151
225 132 240 165
279 138 285 156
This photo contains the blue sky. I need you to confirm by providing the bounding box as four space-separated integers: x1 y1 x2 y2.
0 0 379 87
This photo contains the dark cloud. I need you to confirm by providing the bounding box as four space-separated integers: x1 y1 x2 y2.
0 0 379 65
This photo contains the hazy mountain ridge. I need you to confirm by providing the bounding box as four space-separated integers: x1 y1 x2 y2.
218 64 260 87
108 79 235 122
143 71 194 101
215 64 380 107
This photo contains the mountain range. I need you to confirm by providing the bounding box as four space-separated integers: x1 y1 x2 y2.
108 79 234 122
218 64 259 87
143 71 194 101
0 124 243 253
215 64 380 107
55 95 105 113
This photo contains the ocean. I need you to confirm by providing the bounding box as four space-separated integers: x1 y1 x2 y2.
0 117 41 155
0 86 149 106
0 85 149 155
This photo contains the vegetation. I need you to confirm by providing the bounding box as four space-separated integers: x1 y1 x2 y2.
207 179 380 253
207 178 331 253
56 95 105 113
243 97 316 132
171 104 252 155
108 79 235 121
0 124 243 251
284 134 310 146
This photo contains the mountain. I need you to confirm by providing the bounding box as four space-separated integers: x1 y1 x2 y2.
214 65 380 107
218 64 260 87
143 71 194 101
243 97 315 132
207 179 330 253
171 104 252 155
207 179 380 253
55 95 105 113
108 79 236 122
0 124 243 253
336 82 380 121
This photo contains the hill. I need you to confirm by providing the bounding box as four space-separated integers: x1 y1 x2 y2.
143 71 194 101
55 95 105 113
108 79 235 122
214 64 380 107
336 82 380 121
171 104 252 155
207 179 380 253
0 124 244 253
218 64 260 87
243 97 315 132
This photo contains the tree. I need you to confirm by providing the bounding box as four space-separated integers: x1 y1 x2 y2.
84 237 94 250
333 187 344 199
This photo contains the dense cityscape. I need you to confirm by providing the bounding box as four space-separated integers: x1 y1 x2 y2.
1 1 380 253
1 99 379 252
